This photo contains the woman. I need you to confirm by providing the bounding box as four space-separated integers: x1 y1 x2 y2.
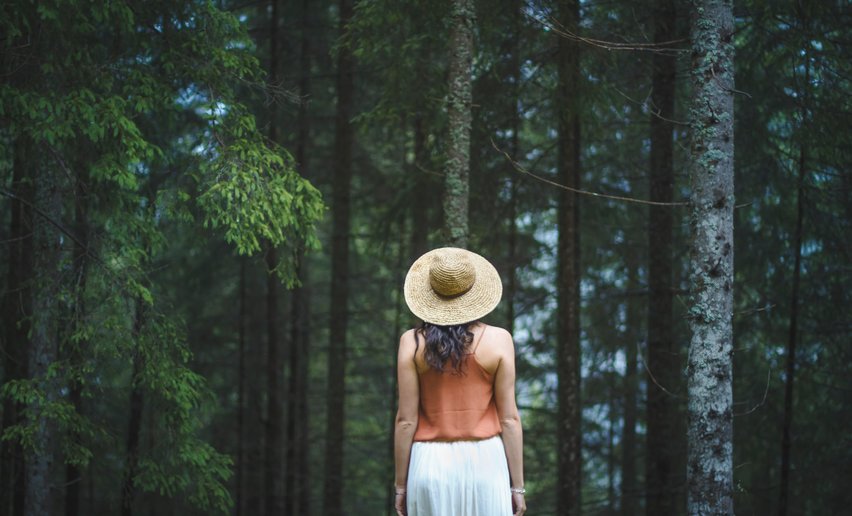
394 247 526 516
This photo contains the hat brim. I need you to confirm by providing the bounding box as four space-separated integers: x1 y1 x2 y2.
404 247 503 326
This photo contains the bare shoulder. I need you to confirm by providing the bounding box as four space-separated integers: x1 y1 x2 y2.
484 325 513 346
481 324 515 359
398 328 419 354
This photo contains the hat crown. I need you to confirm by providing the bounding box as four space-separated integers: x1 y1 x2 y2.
429 252 476 297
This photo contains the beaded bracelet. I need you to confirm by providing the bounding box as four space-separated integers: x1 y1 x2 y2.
510 487 526 495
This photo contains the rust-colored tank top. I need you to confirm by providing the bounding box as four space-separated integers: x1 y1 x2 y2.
413 329 501 441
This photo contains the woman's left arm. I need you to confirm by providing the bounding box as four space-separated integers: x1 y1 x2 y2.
394 330 419 513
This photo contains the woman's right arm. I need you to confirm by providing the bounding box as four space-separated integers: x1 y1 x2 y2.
494 329 526 515
394 330 419 515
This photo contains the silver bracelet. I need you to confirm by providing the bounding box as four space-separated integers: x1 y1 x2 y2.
510 487 526 495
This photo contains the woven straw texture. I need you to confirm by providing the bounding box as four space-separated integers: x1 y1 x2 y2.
404 248 502 326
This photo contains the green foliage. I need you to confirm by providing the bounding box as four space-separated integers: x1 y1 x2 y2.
197 109 324 258
1 0 325 512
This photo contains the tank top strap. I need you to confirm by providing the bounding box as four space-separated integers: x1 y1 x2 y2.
470 325 487 354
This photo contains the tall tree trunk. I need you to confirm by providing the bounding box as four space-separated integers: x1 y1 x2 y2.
621 264 640 516
236 257 247 516
410 115 429 260
2 137 33 516
646 0 679 513
264 2 285 512
556 1 582 512
686 0 735 514
779 12 810 514
65 167 89 516
506 0 521 333
286 254 311 515
323 0 355 513
264 245 284 515
286 1 312 512
26 161 62 516
121 299 146 516
245 323 265 516
444 0 474 248
608 385 616 513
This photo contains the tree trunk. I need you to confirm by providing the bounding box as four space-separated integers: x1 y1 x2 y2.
686 0 735 514
323 0 355 513
65 167 89 516
556 1 582 512
286 1 312 512
443 0 474 248
121 299 146 516
264 2 285 512
236 257 247 516
621 262 640 516
26 160 63 516
264 245 284 515
410 115 429 260
779 12 810 513
2 136 33 516
646 0 680 513
506 0 521 333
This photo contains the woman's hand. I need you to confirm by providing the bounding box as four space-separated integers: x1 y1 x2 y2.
394 490 407 515
512 491 526 515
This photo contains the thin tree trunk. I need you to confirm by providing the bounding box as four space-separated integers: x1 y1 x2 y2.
65 167 89 516
2 137 32 516
264 2 285 512
608 386 616 513
779 14 810 514
646 0 679 513
387 235 406 516
444 0 474 248
121 299 146 516
264 245 284 515
686 0 736 513
556 1 582 512
506 0 521 333
621 264 640 516
323 0 355 513
294 266 312 516
236 257 247 516
410 115 429 260
26 160 63 516
286 0 312 512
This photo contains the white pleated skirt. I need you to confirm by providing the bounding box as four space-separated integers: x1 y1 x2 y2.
406 435 512 516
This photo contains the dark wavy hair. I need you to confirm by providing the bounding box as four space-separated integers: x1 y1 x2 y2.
414 321 476 374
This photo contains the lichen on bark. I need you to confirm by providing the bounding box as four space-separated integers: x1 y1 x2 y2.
687 0 736 514
443 0 474 248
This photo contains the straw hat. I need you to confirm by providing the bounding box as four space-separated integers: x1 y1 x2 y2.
404 247 503 326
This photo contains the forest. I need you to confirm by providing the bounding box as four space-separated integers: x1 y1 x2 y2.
0 0 849 515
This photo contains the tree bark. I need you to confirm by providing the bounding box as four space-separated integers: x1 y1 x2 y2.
443 0 474 248
621 263 640 516
26 160 63 516
236 257 247 516
779 10 810 513
264 245 284 515
686 0 735 514
506 0 521 333
2 136 33 516
121 299 146 516
286 1 312 513
410 115 429 260
65 166 89 516
323 0 355 513
646 0 680 513
556 1 582 512
264 2 285 512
